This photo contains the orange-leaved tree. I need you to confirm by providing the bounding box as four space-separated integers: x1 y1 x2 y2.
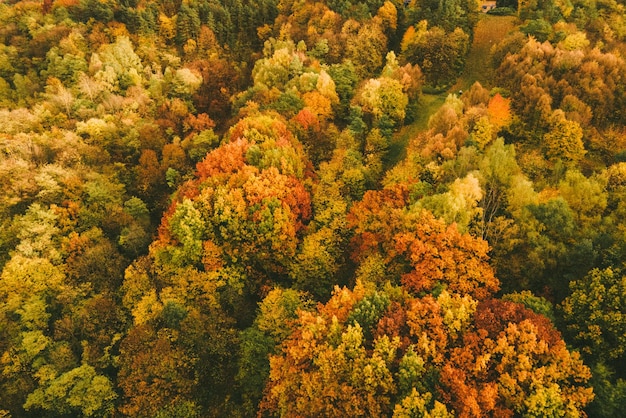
347 186 499 299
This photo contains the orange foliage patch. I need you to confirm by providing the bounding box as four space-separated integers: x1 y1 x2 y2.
293 108 320 131
196 138 248 180
184 112 215 134
396 213 499 300
348 187 499 300
487 93 512 130
53 0 79 7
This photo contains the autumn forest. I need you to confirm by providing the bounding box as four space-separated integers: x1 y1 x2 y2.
0 0 625 416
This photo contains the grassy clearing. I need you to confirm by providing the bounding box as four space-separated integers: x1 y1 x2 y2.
385 93 447 168
452 14 518 91
385 15 518 171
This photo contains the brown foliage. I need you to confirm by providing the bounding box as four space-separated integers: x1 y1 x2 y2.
189 58 239 123
118 325 196 417
474 299 561 344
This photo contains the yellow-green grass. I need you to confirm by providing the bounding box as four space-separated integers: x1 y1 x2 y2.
452 14 518 92
386 15 518 171
386 93 448 169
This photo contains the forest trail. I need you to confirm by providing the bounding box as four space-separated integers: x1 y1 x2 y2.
386 15 518 170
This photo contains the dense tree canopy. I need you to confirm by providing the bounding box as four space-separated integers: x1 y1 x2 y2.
261 283 592 417
1 0 626 416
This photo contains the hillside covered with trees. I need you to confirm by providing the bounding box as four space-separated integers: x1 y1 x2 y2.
0 0 625 416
